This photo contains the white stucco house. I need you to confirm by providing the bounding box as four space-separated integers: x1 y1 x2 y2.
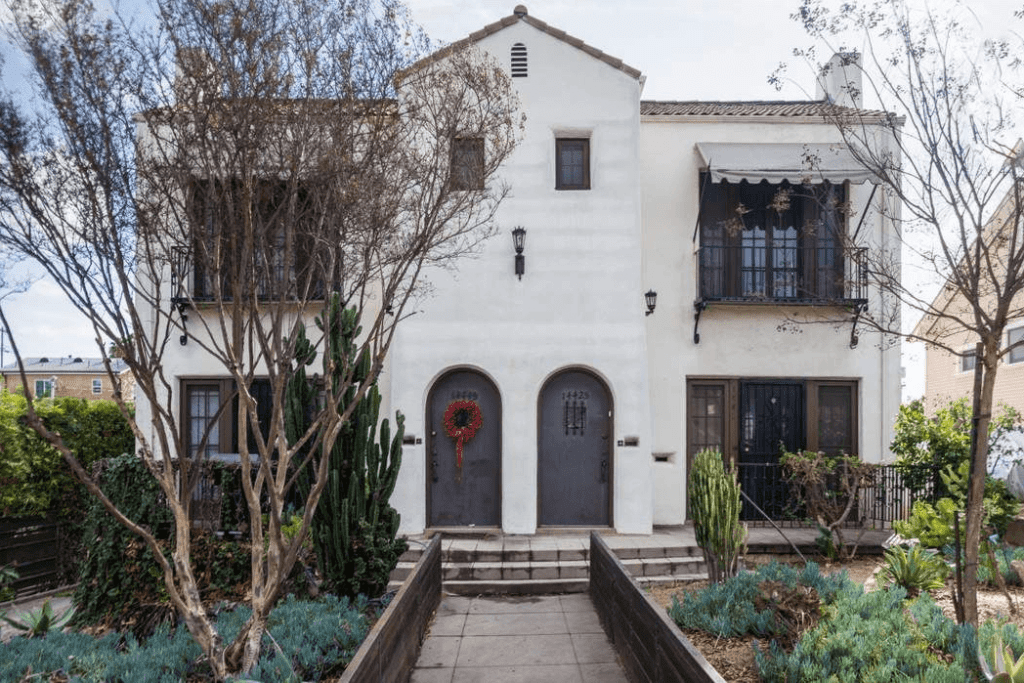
139 6 902 537
383 7 901 535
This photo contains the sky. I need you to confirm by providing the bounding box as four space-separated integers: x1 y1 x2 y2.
1 0 1022 397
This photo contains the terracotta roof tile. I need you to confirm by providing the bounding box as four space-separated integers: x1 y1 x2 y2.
641 100 891 120
404 6 642 81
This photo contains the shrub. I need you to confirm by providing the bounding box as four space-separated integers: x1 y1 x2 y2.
895 460 1019 548
781 450 875 559
877 544 949 597
892 398 1022 499
0 391 133 518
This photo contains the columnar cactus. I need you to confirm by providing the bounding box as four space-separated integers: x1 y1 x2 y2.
689 448 747 584
289 294 406 597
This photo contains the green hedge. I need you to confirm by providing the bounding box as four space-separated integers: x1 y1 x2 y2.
0 390 134 518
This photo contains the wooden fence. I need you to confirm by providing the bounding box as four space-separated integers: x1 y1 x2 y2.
0 517 69 599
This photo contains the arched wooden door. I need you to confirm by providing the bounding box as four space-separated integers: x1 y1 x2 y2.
427 370 501 527
538 369 612 526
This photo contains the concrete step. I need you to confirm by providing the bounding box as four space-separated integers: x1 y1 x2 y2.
444 577 589 595
619 556 707 579
387 535 710 591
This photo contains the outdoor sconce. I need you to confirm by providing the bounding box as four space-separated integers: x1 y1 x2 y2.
645 289 658 316
512 226 526 280
170 246 191 345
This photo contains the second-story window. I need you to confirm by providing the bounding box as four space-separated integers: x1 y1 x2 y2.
92 378 102 394
450 137 485 191
699 179 855 302
556 138 590 190
188 179 327 301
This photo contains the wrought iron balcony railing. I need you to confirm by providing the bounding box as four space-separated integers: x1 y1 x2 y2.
698 245 868 305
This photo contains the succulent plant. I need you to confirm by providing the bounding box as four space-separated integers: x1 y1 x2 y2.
1 599 76 638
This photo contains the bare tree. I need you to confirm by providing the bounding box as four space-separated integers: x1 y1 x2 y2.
0 0 521 676
782 0 1024 626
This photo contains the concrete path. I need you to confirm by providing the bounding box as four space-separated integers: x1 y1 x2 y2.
410 593 628 683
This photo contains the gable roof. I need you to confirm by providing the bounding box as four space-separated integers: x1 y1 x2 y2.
402 5 642 81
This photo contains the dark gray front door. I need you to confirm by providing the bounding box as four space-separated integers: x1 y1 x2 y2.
538 370 611 526
427 370 501 527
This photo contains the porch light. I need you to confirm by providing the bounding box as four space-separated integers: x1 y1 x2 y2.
645 289 657 316
512 226 526 280
170 246 191 345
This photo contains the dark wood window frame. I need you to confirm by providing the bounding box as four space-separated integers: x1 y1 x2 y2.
555 138 590 190
450 137 485 191
685 377 859 475
698 178 850 302
188 178 328 301
181 378 274 460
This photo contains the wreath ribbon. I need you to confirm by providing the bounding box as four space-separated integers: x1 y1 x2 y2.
443 400 483 469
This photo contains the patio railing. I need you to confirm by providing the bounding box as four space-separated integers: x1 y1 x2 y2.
735 462 941 529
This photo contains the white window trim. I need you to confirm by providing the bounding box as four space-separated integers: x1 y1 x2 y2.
1008 324 1024 365
958 347 977 375
92 378 103 394
34 379 52 398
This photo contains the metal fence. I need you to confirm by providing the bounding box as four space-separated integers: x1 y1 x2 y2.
735 462 941 529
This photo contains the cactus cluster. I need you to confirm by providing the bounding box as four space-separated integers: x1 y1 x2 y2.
688 448 746 584
289 294 407 598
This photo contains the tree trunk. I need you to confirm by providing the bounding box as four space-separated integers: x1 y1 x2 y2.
963 341 999 627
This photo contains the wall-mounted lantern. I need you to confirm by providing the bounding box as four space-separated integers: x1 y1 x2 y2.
170 246 191 345
645 289 658 316
512 226 526 280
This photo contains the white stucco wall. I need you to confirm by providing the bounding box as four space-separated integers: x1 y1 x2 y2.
389 20 652 535
640 117 901 524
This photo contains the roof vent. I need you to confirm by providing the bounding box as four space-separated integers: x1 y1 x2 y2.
511 43 527 78
39 357 49 363
73 357 82 363
513 5 527 18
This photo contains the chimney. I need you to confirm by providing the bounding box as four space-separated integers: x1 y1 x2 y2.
816 52 862 109
175 48 217 103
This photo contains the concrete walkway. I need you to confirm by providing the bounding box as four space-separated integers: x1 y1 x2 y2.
410 593 628 683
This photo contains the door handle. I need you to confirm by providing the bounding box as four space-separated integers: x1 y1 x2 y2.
600 458 608 483
431 449 439 483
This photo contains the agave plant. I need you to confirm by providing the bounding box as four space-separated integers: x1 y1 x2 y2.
878 544 949 597
1 599 76 638
981 633 1024 682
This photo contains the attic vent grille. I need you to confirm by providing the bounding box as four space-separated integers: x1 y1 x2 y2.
511 43 527 78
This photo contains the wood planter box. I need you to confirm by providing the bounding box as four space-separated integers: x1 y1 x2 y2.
339 535 442 683
589 531 726 683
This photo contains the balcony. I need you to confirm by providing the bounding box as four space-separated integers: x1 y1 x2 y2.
698 244 867 306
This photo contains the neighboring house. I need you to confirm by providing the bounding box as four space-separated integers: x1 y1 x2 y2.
1 356 133 402
912 189 1024 416
139 6 902 535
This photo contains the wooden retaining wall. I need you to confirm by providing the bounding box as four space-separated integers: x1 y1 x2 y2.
589 531 726 683
340 535 441 683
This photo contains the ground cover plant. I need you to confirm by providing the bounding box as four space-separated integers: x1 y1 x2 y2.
1 593 382 682
668 560 989 682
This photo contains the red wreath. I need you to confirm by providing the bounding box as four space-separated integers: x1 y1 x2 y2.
443 400 483 469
